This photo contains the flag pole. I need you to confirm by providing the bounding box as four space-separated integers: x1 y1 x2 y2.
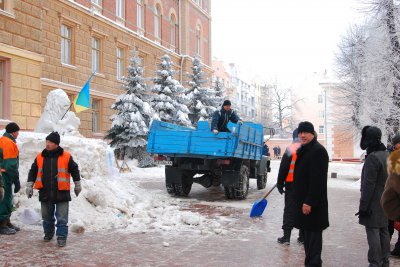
60 71 96 120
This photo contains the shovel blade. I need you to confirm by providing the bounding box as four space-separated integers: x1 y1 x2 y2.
250 198 268 217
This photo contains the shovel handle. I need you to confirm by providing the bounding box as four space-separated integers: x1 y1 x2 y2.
262 183 277 200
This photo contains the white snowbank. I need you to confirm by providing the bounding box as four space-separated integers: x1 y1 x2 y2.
12 132 229 235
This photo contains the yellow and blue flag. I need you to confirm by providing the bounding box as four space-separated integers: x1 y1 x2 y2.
73 72 95 113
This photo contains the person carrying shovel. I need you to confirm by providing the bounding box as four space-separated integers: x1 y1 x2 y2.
276 128 304 245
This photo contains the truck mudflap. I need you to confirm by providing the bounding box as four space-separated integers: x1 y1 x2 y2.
257 156 269 175
165 166 185 184
221 170 241 187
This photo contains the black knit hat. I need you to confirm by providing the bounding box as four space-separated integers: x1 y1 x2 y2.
5 122 20 133
297 121 315 135
46 131 60 145
222 100 231 106
360 126 381 150
393 135 400 146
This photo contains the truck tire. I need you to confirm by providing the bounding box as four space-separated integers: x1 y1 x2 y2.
224 165 249 199
257 169 268 190
165 171 193 197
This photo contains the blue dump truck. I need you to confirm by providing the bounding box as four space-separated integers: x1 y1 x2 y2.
147 120 272 199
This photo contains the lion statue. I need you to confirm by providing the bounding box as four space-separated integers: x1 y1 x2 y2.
35 89 81 136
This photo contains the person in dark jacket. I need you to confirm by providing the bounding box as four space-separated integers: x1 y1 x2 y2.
0 122 21 235
211 100 241 134
276 128 303 245
26 132 81 247
357 126 390 266
262 142 270 156
384 134 400 257
292 121 329 267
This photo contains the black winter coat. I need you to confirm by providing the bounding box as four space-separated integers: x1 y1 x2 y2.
27 146 80 203
293 138 329 231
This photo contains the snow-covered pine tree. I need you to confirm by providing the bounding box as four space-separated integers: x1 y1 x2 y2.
213 77 225 108
105 51 154 162
187 57 217 125
151 55 192 127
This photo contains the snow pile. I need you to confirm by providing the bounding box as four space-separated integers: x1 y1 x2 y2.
12 132 229 235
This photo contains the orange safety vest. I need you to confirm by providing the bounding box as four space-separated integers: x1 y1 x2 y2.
0 135 19 172
34 151 71 191
285 143 301 183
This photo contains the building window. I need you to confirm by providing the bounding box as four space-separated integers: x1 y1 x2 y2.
318 94 323 103
319 110 325 119
196 25 201 56
170 14 176 48
116 0 124 19
195 0 202 6
154 5 161 40
92 37 101 72
137 0 144 32
117 47 124 80
61 25 72 65
91 0 102 13
319 125 324 134
92 99 100 133
0 0 4 10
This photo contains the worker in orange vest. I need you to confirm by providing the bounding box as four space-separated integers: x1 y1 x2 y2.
0 122 21 235
26 132 81 247
276 128 303 245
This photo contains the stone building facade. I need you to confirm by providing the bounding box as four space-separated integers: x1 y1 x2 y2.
0 0 212 136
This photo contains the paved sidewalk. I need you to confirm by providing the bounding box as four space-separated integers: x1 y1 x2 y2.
1 182 400 266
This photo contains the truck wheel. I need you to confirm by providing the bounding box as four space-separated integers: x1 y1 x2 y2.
224 165 249 200
165 172 192 197
257 169 268 190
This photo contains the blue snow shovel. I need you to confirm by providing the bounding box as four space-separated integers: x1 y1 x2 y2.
250 183 277 217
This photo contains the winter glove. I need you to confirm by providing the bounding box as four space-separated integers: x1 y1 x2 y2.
26 182 33 198
277 184 285 195
74 181 82 197
0 187 3 202
213 129 219 134
13 179 21 193
355 209 372 218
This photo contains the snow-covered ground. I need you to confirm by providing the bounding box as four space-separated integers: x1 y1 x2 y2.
10 132 363 236
12 132 229 236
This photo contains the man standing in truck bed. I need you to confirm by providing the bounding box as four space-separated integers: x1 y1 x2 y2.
211 100 241 134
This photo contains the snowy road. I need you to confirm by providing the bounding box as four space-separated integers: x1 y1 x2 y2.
1 161 400 266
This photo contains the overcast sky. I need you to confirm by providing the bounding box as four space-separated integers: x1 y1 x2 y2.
211 0 365 85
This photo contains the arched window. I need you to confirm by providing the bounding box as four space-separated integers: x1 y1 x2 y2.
196 24 201 56
154 5 161 40
170 14 176 48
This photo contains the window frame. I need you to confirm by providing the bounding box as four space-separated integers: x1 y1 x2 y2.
170 14 176 49
318 94 323 103
91 36 102 73
117 47 125 81
137 0 144 34
91 99 101 133
61 24 73 65
0 59 11 119
154 4 162 42
196 24 201 56
319 125 324 134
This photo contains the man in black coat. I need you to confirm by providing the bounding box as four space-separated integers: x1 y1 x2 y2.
357 126 390 266
26 132 81 247
292 121 329 267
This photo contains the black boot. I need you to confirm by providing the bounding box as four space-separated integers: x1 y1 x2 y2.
277 229 291 245
0 220 16 235
57 237 67 247
391 246 400 257
6 218 20 232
